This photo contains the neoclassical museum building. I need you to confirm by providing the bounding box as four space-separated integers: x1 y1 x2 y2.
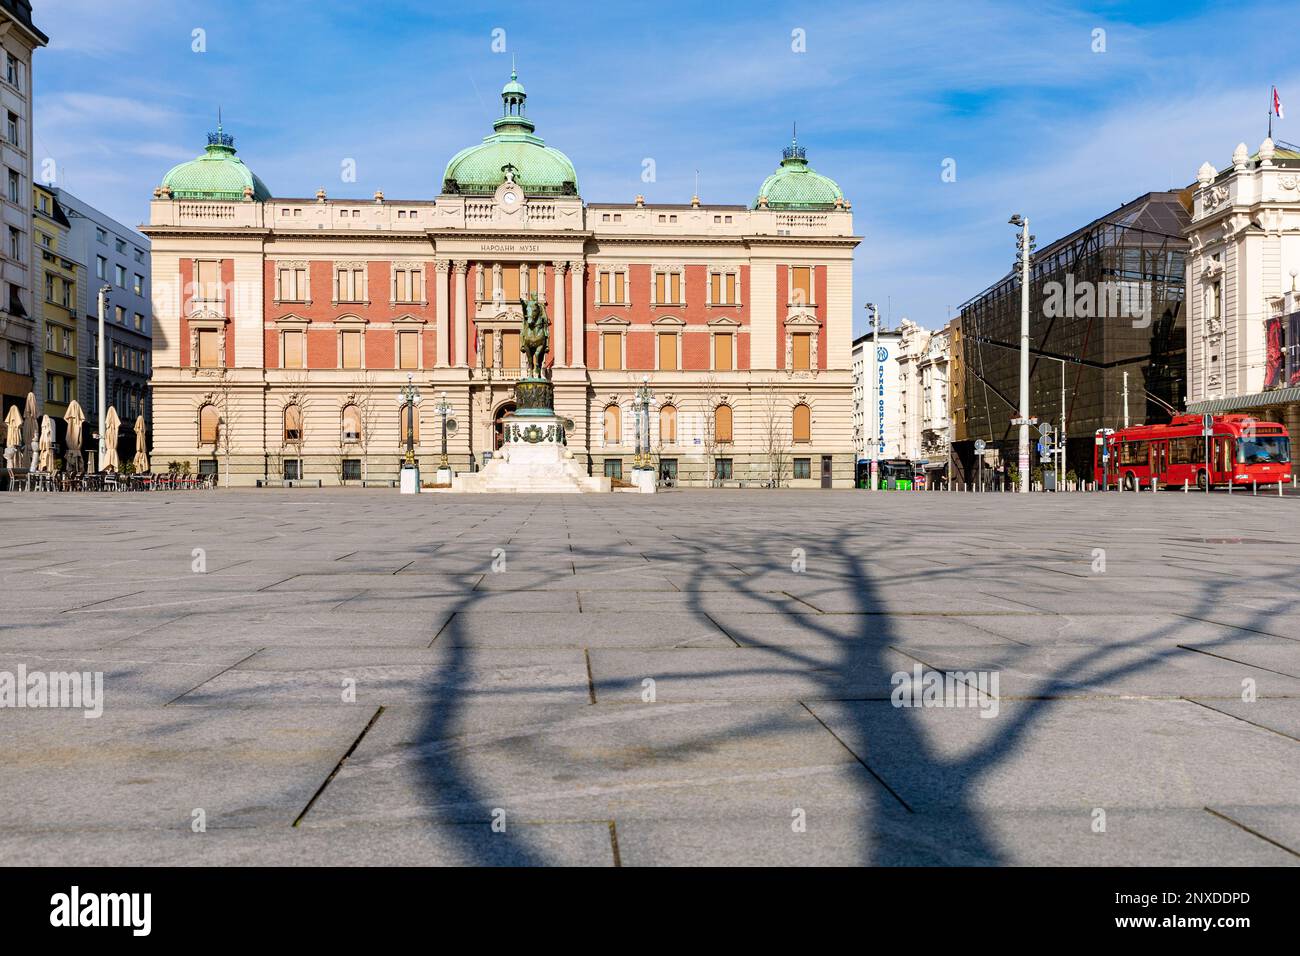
143 72 861 486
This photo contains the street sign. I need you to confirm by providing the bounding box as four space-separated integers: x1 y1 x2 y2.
974 439 986 453
1202 413 1214 437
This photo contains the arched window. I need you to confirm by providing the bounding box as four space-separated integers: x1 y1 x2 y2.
658 403 677 444
399 402 420 445
283 404 303 443
715 404 733 444
199 404 219 445
792 403 811 443
341 404 362 443
603 404 621 446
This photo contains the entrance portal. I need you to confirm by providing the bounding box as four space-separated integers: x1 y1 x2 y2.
492 402 517 450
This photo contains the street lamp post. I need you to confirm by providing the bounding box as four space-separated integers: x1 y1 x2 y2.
1009 215 1035 493
97 285 110 471
397 372 422 493
632 374 655 492
434 390 456 485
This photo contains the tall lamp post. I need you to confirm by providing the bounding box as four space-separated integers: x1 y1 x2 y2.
434 390 456 485
397 372 422 493
97 285 111 471
1009 215 1035 493
865 302 880 489
632 374 655 492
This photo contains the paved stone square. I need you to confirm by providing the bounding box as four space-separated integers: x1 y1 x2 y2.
0 488 1297 866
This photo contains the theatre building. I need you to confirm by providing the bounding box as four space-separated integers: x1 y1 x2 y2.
142 73 860 487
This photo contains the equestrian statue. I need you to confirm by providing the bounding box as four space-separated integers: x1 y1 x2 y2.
520 293 550 379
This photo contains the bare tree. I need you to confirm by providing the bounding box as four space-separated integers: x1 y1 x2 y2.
354 370 380 484
757 377 790 488
699 372 720 487
198 367 239 488
282 370 310 482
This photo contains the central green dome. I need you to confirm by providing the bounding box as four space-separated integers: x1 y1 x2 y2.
754 137 843 210
161 127 271 201
442 70 578 197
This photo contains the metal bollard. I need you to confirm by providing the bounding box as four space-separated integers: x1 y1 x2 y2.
1280 481 1284 497
1253 480 1257 496
1183 479 1188 494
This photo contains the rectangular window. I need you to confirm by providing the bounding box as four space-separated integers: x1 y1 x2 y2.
279 267 306 301
283 459 301 480
45 273 53 302
655 273 666 304
501 329 521 369
8 226 19 261
398 330 418 370
7 169 18 204
714 332 733 371
791 266 812 306
195 260 220 300
715 458 733 480
198 459 219 477
96 255 106 280
115 239 127 254
482 329 495 368
283 405 303 442
710 273 722 304
342 458 362 481
96 227 107 245
602 331 622 370
134 274 144 296
6 112 16 146
599 272 610 303
792 332 811 370
658 331 677 371
115 306 126 324
340 330 362 368
394 267 422 303
670 272 681 304
612 272 625 304
5 54 16 88
337 267 365 302
133 312 143 330
197 329 219 368
46 373 56 402
725 273 736 304
604 459 623 480
501 265 520 303
794 458 811 480
282 330 304 369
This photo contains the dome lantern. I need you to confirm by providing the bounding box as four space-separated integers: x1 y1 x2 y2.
753 130 844 211
159 122 271 202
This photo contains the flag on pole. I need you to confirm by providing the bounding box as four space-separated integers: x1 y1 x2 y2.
1274 86 1285 119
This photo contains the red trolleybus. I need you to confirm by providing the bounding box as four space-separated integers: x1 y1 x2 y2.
1094 414 1292 491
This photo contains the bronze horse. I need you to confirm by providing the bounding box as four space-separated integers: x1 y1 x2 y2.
519 294 550 379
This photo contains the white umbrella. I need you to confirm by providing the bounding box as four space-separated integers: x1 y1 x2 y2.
4 405 20 448
21 390 36 450
102 406 121 472
64 401 84 473
133 415 149 474
37 415 55 472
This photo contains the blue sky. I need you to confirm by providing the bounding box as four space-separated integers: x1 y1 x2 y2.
29 0 1299 338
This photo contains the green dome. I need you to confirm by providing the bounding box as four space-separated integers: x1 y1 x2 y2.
161 128 271 202
442 71 578 196
754 139 843 210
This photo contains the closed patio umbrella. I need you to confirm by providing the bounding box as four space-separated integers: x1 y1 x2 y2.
102 406 121 472
4 405 20 448
133 415 149 474
21 390 36 450
64 401 85 473
37 415 55 472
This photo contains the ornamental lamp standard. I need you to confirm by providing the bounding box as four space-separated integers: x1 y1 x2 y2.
865 301 879 490
435 390 452 468
1008 214 1036 493
634 374 654 469
397 373 422 469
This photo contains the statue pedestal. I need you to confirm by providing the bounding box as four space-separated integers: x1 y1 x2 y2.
399 465 421 494
451 410 610 494
630 467 657 494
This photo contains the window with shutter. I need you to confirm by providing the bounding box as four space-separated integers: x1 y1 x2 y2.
659 404 677 444
603 405 621 445
283 405 303 443
341 330 362 368
283 330 304 369
655 273 666 304
658 331 677 371
482 330 495 368
199 405 219 444
713 332 733 371
792 332 811 370
715 404 733 443
502 266 520 302
793 404 811 443
197 329 219 368
602 332 622 370
791 266 811 306
398 330 418 370
724 273 736 304
612 272 625 304
501 329 521 369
